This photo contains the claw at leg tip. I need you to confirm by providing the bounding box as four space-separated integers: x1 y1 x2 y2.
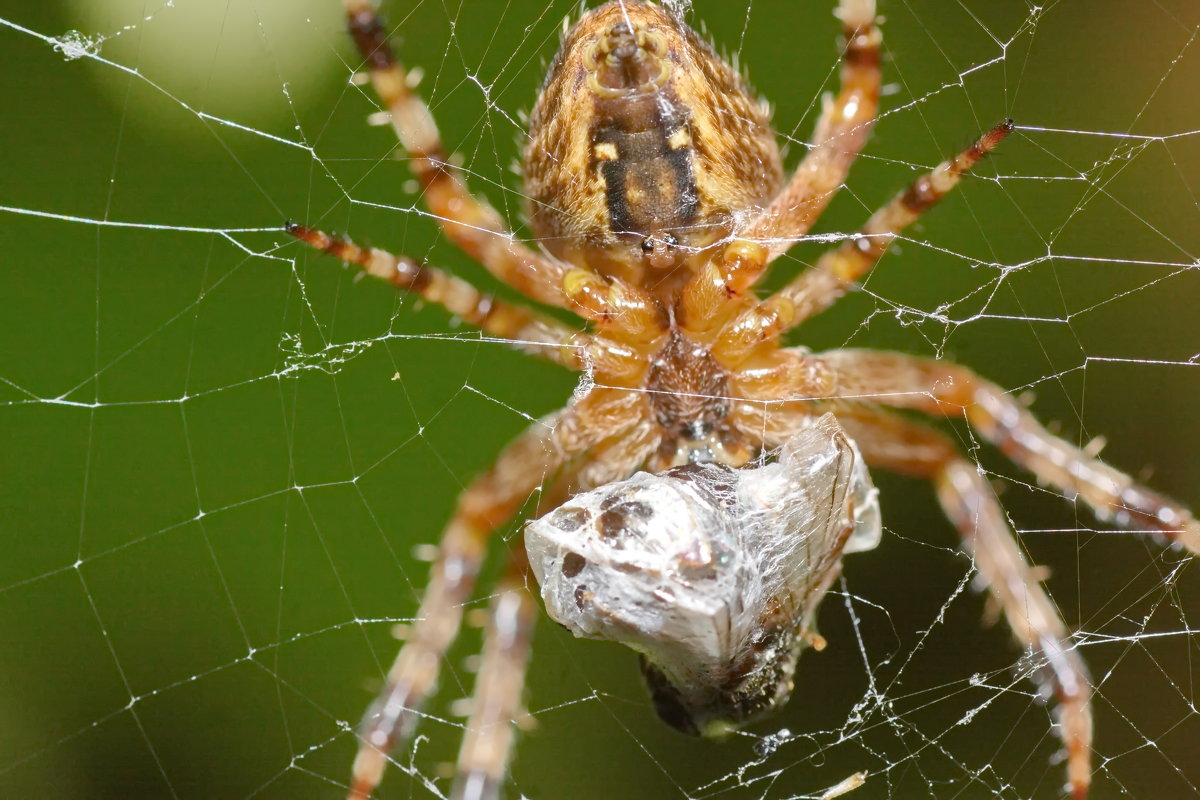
348 746 387 800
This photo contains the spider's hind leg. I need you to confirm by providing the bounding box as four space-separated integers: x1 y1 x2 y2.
690 122 1013 356
681 0 882 332
774 120 1014 327
735 0 882 270
287 224 585 371
340 0 578 310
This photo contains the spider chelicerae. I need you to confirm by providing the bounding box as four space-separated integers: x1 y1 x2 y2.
288 1 1200 798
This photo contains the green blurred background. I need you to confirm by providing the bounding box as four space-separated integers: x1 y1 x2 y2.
1 1 1198 798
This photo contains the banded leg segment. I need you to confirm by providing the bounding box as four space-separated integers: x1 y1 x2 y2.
819 349 1200 552
803 407 1094 799
451 558 538 800
288 224 585 370
347 421 561 800
343 0 575 309
681 0 880 333
775 120 1014 327
737 0 882 265
939 461 1094 800
349 388 653 800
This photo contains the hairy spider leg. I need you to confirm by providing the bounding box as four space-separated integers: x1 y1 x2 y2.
938 461 1094 800
706 122 1018 417
450 408 663 800
287 224 585 369
679 0 880 335
346 423 556 800
451 555 539 800
820 349 1200 551
776 119 1015 327
736 0 882 267
794 406 1094 799
689 119 1008 360
343 0 575 309
342 0 667 335
348 386 650 800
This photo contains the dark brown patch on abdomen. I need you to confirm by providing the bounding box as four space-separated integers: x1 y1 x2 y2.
595 123 698 235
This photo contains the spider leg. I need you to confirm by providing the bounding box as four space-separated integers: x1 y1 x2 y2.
738 0 881 265
288 224 585 370
759 404 1094 798
451 409 662 800
451 554 538 800
770 120 1014 329
937 460 1093 799
680 0 880 334
348 388 650 800
342 0 574 309
817 349 1200 552
346 423 554 800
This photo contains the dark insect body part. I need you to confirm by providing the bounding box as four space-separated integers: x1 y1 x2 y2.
288 2 1200 799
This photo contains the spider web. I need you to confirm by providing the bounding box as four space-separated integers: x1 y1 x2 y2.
1 0 1198 798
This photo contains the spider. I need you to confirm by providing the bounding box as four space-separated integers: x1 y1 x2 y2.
287 1 1200 798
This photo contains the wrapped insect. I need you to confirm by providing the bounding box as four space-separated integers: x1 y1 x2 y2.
527 414 880 735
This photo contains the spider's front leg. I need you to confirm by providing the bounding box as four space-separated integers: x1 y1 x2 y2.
342 0 574 309
451 555 539 800
759 405 1095 797
346 421 557 800
818 349 1200 552
349 387 647 800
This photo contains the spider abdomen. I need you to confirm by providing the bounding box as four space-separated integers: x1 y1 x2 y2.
523 1 782 286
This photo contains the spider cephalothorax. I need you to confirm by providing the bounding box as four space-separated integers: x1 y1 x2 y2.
289 2 1200 799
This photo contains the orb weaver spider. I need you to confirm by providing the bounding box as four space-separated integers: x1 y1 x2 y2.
288 1 1200 798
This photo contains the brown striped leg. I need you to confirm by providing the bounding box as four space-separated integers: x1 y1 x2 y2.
450 558 537 800
737 0 881 265
938 460 1094 800
347 421 562 800
348 388 653 800
818 349 1200 553
774 406 1093 799
342 0 576 309
445 403 665 800
288 224 585 370
775 120 1014 327
680 0 880 332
